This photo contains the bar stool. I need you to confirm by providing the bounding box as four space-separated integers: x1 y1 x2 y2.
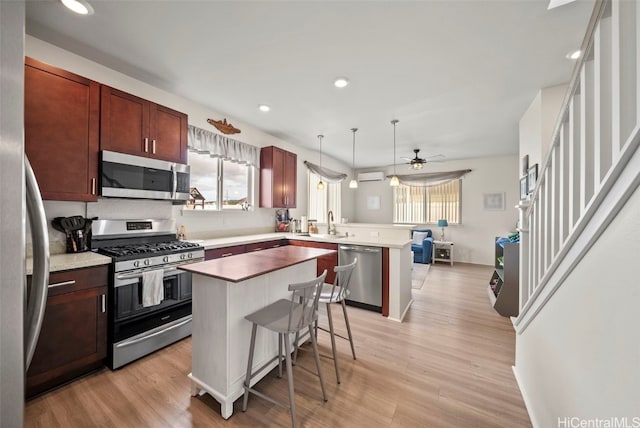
295 258 358 384
242 271 328 428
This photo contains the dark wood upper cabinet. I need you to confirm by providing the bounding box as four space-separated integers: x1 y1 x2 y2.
260 146 297 208
24 57 100 202
100 85 187 164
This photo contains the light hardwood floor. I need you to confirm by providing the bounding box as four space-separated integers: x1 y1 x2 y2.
25 263 531 427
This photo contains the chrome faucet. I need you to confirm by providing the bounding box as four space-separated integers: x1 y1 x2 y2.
327 210 334 234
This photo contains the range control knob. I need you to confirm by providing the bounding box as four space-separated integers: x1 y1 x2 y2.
180 254 186 260
144 259 150 266
187 253 193 259
133 261 140 268
163 256 169 263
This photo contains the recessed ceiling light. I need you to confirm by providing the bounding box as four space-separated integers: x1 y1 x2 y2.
334 77 349 88
566 49 581 60
258 104 271 112
60 0 94 15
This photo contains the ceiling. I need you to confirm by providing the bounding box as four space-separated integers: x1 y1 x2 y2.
26 0 595 169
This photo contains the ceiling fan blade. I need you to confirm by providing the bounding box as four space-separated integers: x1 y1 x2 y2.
424 154 445 160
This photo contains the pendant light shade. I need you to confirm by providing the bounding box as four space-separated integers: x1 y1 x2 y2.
390 119 400 187
317 134 325 190
349 128 358 189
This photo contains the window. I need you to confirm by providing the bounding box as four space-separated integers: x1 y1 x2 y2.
393 180 461 224
187 151 253 210
308 172 341 223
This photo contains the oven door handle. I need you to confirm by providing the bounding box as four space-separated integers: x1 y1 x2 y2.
115 267 182 281
115 317 192 348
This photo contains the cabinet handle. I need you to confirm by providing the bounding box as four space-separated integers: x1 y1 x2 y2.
48 280 75 289
152 139 156 154
221 252 233 257
250 248 263 252
144 138 149 153
91 178 96 195
101 294 106 313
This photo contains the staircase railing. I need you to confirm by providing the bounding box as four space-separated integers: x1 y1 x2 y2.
515 0 640 332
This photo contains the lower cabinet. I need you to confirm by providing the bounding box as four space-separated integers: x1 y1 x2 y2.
205 245 247 260
288 240 338 284
26 265 108 398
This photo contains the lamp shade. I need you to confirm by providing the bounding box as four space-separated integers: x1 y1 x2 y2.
437 219 448 228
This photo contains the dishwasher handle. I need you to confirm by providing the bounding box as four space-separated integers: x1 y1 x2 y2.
339 245 381 253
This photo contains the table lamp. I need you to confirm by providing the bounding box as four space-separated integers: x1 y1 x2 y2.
437 219 448 241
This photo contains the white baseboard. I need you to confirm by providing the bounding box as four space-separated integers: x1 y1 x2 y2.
512 365 540 428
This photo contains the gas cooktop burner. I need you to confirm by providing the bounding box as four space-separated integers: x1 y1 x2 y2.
98 240 202 258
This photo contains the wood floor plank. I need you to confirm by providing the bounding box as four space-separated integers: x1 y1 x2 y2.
25 262 531 427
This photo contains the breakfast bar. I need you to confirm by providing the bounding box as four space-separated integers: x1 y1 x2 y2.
178 245 336 419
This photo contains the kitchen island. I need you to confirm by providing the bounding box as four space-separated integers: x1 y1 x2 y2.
190 232 413 322
178 245 336 419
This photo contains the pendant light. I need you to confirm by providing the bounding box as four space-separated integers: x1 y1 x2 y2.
349 128 358 189
317 134 325 190
389 119 400 187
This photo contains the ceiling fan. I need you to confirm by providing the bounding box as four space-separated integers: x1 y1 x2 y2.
401 149 444 170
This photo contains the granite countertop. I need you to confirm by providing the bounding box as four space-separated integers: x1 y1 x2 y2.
26 251 112 275
191 232 411 250
179 246 336 282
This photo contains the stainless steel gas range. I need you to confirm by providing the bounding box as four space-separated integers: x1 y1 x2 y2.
91 219 204 369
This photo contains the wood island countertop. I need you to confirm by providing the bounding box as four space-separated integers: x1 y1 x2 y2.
178 245 335 283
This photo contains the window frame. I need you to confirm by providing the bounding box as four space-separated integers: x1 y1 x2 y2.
307 171 341 223
186 152 255 212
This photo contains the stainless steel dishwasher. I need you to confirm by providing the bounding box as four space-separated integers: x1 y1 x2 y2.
338 244 382 312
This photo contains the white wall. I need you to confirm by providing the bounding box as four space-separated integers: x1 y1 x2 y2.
351 155 519 265
514 184 640 427
519 84 567 172
25 36 354 242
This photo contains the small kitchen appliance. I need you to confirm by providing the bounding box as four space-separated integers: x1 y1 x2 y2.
275 209 290 232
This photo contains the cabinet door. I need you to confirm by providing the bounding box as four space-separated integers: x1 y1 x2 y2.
100 85 149 157
24 58 99 202
205 245 247 260
283 150 297 208
149 103 188 163
26 265 108 397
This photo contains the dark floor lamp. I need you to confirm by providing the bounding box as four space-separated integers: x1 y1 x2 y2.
438 219 448 241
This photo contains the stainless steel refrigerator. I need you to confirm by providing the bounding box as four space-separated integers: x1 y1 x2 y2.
1 2 50 425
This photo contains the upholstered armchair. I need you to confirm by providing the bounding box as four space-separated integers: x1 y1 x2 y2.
411 229 433 264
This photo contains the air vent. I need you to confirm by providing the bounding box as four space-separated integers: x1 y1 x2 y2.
357 171 384 182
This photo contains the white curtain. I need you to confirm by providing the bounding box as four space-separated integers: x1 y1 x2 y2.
188 125 260 167
387 169 471 187
304 161 347 183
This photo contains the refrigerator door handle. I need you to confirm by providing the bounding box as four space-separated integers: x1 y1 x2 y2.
24 155 50 369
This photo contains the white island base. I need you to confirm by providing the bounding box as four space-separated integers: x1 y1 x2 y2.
188 260 316 419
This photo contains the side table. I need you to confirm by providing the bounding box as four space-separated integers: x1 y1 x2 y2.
432 240 454 266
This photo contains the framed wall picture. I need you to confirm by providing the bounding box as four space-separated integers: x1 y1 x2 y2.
520 176 528 200
483 192 505 210
521 154 529 176
527 164 538 193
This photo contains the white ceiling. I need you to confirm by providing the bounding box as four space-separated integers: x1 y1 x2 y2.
26 0 595 168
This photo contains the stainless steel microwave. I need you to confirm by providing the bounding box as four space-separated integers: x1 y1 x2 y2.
101 150 190 200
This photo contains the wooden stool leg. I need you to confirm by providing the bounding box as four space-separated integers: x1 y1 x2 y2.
326 302 340 384
283 335 297 428
242 323 258 412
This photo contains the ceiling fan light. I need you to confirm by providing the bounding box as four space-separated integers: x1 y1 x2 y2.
412 162 423 170
389 175 400 187
349 179 358 189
